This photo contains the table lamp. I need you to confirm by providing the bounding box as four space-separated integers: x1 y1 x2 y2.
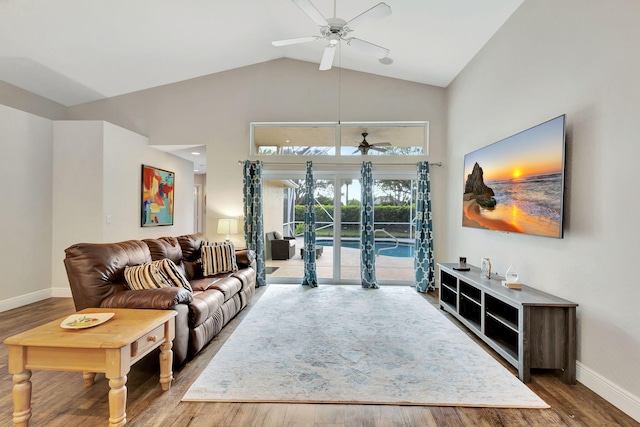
217 218 238 242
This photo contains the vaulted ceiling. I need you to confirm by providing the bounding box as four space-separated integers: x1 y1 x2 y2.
0 0 523 107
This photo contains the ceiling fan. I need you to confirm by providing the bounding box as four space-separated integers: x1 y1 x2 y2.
354 132 391 155
272 0 392 71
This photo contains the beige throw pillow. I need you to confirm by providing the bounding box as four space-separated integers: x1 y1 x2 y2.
201 242 238 276
125 259 192 292
157 258 193 292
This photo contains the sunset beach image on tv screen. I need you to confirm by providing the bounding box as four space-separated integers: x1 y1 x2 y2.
462 115 566 238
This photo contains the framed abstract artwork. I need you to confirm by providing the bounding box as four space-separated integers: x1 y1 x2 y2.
141 164 175 227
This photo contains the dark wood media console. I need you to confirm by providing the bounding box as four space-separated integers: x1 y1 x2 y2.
438 263 578 384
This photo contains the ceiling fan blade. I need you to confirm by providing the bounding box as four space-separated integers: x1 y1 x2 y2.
319 45 337 70
346 37 390 59
272 36 320 47
292 0 329 27
371 142 391 147
369 146 387 152
345 2 392 30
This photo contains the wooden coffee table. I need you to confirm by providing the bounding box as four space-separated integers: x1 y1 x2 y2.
4 308 177 427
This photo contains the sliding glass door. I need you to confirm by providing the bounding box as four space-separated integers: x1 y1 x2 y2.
370 178 415 282
263 171 416 285
338 177 360 281
311 178 335 280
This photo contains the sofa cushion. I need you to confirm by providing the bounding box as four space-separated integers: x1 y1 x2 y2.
100 286 193 309
209 276 243 302
177 233 208 279
189 289 225 328
232 267 256 290
201 242 238 276
189 277 219 292
144 237 186 272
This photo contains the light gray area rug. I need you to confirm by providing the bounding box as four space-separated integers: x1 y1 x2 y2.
182 285 548 408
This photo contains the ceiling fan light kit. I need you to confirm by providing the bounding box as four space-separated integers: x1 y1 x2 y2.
272 0 392 71
355 132 392 155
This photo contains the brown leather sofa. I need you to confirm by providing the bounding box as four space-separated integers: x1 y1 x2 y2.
63 233 256 366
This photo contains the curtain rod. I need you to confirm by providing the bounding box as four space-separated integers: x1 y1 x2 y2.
238 160 442 167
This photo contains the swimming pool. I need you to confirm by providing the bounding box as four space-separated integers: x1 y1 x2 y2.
316 239 415 258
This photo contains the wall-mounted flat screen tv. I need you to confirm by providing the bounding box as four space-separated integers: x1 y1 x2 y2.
462 115 566 238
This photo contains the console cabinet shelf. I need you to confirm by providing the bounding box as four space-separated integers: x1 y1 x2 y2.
438 263 578 384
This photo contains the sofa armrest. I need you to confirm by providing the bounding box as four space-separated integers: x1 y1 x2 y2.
235 249 256 270
100 287 193 309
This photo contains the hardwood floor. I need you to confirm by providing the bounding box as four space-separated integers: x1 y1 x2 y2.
1 287 637 427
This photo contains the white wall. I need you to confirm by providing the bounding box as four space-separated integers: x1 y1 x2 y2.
0 104 54 310
446 0 640 420
51 121 105 294
102 121 195 242
0 113 196 306
66 58 448 246
50 120 196 292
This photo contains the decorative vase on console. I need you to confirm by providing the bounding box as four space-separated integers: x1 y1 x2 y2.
480 258 491 279
505 265 519 284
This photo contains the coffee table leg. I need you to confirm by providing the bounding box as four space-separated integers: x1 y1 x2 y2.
159 341 173 391
12 369 32 427
108 375 127 427
83 372 97 386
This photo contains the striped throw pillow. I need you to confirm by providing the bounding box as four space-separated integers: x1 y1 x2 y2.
124 259 193 292
124 261 172 290
201 242 238 276
158 258 193 292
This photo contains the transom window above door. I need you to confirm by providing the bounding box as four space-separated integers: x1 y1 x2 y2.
250 121 428 157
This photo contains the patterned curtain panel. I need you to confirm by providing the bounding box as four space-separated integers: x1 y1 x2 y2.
302 161 318 288
415 161 435 292
360 161 379 289
243 160 266 287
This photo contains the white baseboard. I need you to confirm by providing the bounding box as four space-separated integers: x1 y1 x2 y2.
0 289 53 313
577 361 640 423
0 287 73 313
